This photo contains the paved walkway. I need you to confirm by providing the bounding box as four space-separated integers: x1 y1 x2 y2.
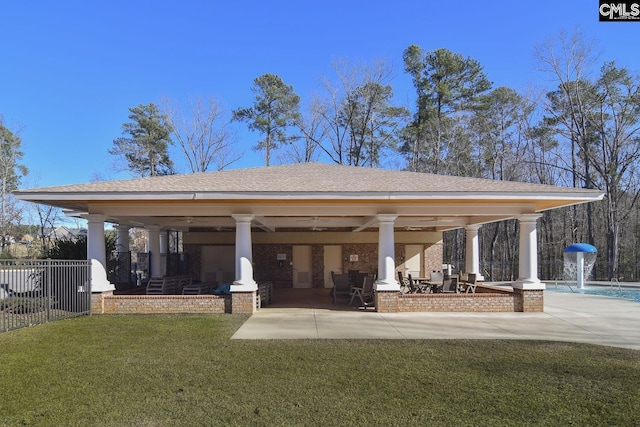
232 292 640 350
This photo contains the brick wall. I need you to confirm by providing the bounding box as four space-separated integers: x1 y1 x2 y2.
375 290 399 313
91 291 110 313
231 292 256 314
311 245 324 288
253 244 292 288
513 289 544 312
424 242 443 273
398 293 516 312
342 243 378 275
96 294 228 314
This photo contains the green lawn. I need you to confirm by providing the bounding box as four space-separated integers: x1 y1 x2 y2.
0 315 638 426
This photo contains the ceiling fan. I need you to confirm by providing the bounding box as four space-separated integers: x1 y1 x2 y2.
296 216 328 231
180 217 233 231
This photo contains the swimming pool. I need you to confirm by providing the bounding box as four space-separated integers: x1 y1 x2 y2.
546 283 640 303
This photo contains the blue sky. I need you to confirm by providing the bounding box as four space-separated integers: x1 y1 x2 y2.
2 0 639 188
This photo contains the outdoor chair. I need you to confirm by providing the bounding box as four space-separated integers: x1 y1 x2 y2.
146 277 175 294
408 273 430 293
182 281 218 295
462 273 478 293
424 271 444 293
398 271 413 293
350 275 375 307
441 276 459 293
331 271 351 304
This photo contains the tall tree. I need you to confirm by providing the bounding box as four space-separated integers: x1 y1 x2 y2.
163 96 241 172
402 46 492 174
590 63 640 279
538 31 640 279
469 87 536 280
471 87 532 181
0 117 28 253
536 30 599 248
109 103 175 177
341 81 408 167
232 74 301 166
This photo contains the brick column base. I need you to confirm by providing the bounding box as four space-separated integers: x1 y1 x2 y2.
231 291 257 314
513 289 544 312
91 291 112 314
375 290 399 313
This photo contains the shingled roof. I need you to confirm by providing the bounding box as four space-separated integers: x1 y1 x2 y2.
14 163 604 231
16 162 601 196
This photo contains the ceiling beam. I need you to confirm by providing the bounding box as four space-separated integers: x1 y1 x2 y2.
253 216 275 233
352 216 378 233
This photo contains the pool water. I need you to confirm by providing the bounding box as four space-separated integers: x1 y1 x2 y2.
547 284 640 303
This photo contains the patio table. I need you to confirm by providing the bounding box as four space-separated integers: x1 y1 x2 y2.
414 278 442 293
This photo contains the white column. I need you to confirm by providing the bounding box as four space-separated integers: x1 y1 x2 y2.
147 226 162 278
465 225 481 275
232 214 258 291
115 225 130 253
374 214 400 291
513 214 545 290
159 229 168 276
159 230 168 254
85 214 115 292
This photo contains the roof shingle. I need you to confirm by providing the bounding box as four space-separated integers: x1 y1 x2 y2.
16 162 601 196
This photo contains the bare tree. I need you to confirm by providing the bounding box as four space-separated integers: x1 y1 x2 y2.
163 96 241 172
309 59 407 166
537 30 640 279
281 99 326 164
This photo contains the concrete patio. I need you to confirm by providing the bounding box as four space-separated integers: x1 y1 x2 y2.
232 291 640 350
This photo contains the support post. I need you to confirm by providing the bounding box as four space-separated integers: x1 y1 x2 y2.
513 214 544 290
465 225 481 275
85 214 115 292
374 214 400 291
159 229 168 276
231 214 258 291
147 226 162 278
115 224 130 253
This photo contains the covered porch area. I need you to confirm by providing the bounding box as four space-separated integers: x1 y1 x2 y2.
15 163 603 314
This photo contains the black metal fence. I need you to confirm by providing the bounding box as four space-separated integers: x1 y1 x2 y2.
0 259 92 332
475 260 630 282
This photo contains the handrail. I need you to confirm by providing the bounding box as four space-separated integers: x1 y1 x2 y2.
610 278 621 291
554 277 575 293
